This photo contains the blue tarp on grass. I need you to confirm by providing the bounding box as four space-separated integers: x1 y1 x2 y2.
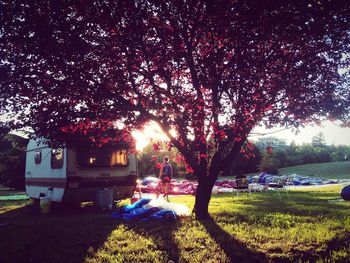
112 198 177 221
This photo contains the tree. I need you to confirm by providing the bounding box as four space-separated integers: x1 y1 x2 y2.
330 145 350 161
1 1 350 218
259 151 280 175
0 134 28 189
311 132 326 148
224 141 261 176
274 150 288 168
137 140 185 178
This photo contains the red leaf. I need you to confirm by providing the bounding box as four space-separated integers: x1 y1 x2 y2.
266 146 273 154
153 143 160 151
200 153 208 159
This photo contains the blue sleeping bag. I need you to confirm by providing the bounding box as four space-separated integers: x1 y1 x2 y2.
258 173 268 183
121 198 152 213
301 180 311 186
341 185 350 201
293 180 301 185
112 197 179 221
112 207 161 220
141 210 177 221
122 207 161 221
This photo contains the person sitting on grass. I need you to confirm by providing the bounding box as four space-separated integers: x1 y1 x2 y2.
158 156 173 201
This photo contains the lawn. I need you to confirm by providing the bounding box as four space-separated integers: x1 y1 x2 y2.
278 162 350 179
221 161 350 180
1 184 350 263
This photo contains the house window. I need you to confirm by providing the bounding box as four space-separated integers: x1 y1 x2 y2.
34 150 42 164
51 148 64 169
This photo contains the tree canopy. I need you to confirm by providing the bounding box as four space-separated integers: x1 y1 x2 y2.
1 0 349 217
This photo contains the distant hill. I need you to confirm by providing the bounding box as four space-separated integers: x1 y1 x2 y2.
277 162 350 179
221 162 350 180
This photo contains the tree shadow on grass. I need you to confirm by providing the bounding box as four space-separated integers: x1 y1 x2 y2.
125 219 181 262
0 201 120 263
239 191 350 217
286 232 350 262
216 192 350 262
1 200 182 263
198 215 267 263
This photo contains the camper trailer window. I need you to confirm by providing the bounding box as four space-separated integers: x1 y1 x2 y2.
51 148 64 169
77 146 128 167
34 150 42 164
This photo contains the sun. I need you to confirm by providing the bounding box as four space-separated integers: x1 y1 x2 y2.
132 122 170 151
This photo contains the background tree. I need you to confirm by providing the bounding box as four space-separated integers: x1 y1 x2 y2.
311 132 326 148
1 1 350 217
137 143 158 178
224 141 261 176
137 141 185 178
0 134 28 189
330 145 350 162
254 136 350 168
259 152 280 175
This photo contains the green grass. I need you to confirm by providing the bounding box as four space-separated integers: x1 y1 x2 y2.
1 185 350 262
222 161 350 180
278 162 350 179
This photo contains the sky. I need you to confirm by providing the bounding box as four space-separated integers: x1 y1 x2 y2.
3 114 349 151
250 121 350 146
133 121 350 151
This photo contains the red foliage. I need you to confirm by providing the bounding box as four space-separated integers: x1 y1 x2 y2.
200 153 208 159
185 163 194 173
155 162 161 169
1 1 349 215
166 142 173 151
152 143 160 152
175 154 185 165
266 146 273 155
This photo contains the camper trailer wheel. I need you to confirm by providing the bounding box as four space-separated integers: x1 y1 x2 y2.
31 198 40 206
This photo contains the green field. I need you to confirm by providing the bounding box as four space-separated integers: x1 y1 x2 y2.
278 162 350 179
221 161 350 181
1 184 350 263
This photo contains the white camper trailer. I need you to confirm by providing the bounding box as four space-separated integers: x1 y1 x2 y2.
25 139 137 203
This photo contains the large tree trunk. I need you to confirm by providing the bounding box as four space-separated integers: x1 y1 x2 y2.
194 181 212 218
190 138 246 218
193 172 217 219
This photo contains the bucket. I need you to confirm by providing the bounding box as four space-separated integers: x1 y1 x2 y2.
40 197 51 214
96 189 114 211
